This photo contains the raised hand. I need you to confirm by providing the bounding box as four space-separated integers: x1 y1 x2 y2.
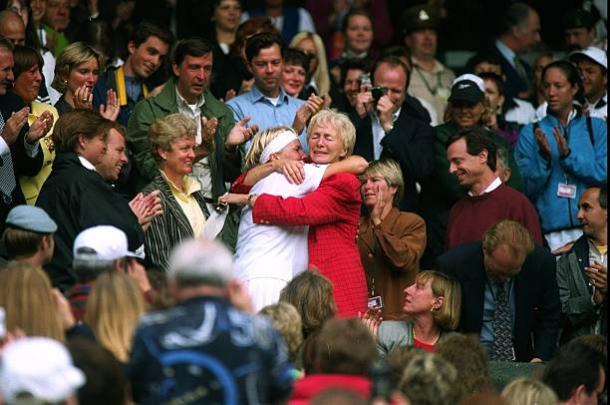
1 107 29 146
27 111 54 143
359 307 383 337
355 90 374 118
226 116 259 147
73 85 93 110
376 94 395 131
130 190 163 231
585 261 607 304
534 127 551 160
370 188 386 227
273 158 305 184
293 94 325 134
99 89 120 121
552 127 570 158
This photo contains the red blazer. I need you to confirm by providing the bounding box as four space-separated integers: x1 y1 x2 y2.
252 173 368 317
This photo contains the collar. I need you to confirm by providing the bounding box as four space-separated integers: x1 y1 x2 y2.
247 85 290 104
175 86 205 109
77 156 96 171
373 107 401 123
495 39 517 66
411 57 445 74
590 92 608 109
160 169 201 196
468 177 501 197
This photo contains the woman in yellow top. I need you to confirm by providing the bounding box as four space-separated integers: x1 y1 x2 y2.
142 113 212 271
12 45 59 204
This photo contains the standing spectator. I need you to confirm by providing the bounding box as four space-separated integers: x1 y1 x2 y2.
437 220 561 362
569 47 607 119
557 185 607 345
445 127 543 250
333 57 372 115
479 72 521 148
41 0 70 57
352 56 436 212
241 0 315 45
226 32 324 152
0 10 26 46
280 48 309 98
358 159 426 321
0 38 53 228
36 110 144 291
128 238 294 404
563 8 599 51
515 60 607 252
2 205 57 266
466 2 541 100
402 4 455 122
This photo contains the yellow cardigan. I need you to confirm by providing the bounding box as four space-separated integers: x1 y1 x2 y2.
19 101 58 204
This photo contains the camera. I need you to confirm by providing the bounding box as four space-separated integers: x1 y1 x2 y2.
371 86 388 102
359 73 372 87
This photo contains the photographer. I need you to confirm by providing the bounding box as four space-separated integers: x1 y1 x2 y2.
351 56 435 212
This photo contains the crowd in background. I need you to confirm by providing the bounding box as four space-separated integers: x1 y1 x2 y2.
0 0 607 403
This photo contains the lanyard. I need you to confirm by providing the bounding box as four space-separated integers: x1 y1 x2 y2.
413 64 443 97
115 66 148 106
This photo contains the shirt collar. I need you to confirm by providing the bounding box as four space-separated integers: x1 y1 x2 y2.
469 177 502 197
175 87 205 109
495 39 517 65
160 169 201 196
78 156 96 171
248 85 290 104
373 107 402 123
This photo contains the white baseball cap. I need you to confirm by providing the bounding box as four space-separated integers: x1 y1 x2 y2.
73 225 140 261
0 337 85 402
569 46 607 69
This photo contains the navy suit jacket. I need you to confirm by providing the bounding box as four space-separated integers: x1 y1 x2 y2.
436 242 560 361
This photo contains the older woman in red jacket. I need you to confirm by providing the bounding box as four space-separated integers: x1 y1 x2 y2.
248 109 368 317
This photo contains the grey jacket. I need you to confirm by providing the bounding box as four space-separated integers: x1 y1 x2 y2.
376 320 457 356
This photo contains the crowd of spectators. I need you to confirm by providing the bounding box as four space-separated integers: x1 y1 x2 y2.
0 0 607 403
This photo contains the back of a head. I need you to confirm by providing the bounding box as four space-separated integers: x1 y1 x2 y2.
482 220 535 257
3 205 57 261
315 318 377 375
67 337 127 405
259 302 303 362
498 2 534 37
52 109 113 154
168 238 234 289
501 377 558 405
279 270 336 338
435 334 492 396
541 340 605 402
398 350 464 405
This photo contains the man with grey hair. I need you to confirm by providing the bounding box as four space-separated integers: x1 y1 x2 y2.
128 238 294 404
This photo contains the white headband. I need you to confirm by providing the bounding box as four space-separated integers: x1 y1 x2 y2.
259 131 299 164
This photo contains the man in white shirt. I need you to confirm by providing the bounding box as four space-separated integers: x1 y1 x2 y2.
570 47 607 120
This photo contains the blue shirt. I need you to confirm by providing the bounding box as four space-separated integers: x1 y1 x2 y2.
226 86 306 152
481 277 515 356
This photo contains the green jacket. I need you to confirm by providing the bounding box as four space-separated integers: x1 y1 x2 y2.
127 79 241 250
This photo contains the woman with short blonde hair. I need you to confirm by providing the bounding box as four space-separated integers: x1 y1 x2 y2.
85 271 146 363
501 378 558 405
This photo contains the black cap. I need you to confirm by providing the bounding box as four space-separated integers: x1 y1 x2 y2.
402 5 440 35
448 80 485 104
563 8 597 30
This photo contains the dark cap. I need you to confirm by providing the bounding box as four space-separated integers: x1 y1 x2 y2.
563 8 597 30
402 5 440 35
448 74 485 104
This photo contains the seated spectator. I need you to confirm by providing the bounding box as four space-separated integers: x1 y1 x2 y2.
563 7 599 51
281 48 309 99
128 238 294 404
515 60 607 252
41 0 70 57
36 110 145 292
437 220 561 362
541 339 606 404
11 45 60 204
85 271 146 364
290 31 332 98
142 113 215 272
444 126 542 251
396 350 464 405
2 205 57 267
333 57 373 115
479 72 522 148
569 47 607 119
67 338 129 405
0 337 85 404
358 159 426 321
260 302 304 363
501 377 558 405
495 147 513 184
241 0 316 44
68 225 152 322
368 271 461 355
435 334 494 396
289 318 377 403
530 52 555 108
0 263 81 342
557 185 607 344
279 269 337 340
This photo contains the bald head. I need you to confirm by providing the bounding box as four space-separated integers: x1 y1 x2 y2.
0 11 25 46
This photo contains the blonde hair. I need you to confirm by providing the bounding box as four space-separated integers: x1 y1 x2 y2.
363 159 405 206
259 302 304 362
0 264 64 342
243 126 296 170
482 220 535 257
501 378 558 405
307 109 356 158
289 32 331 96
85 272 146 362
52 42 103 93
415 271 461 331
444 98 495 126
148 113 197 163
